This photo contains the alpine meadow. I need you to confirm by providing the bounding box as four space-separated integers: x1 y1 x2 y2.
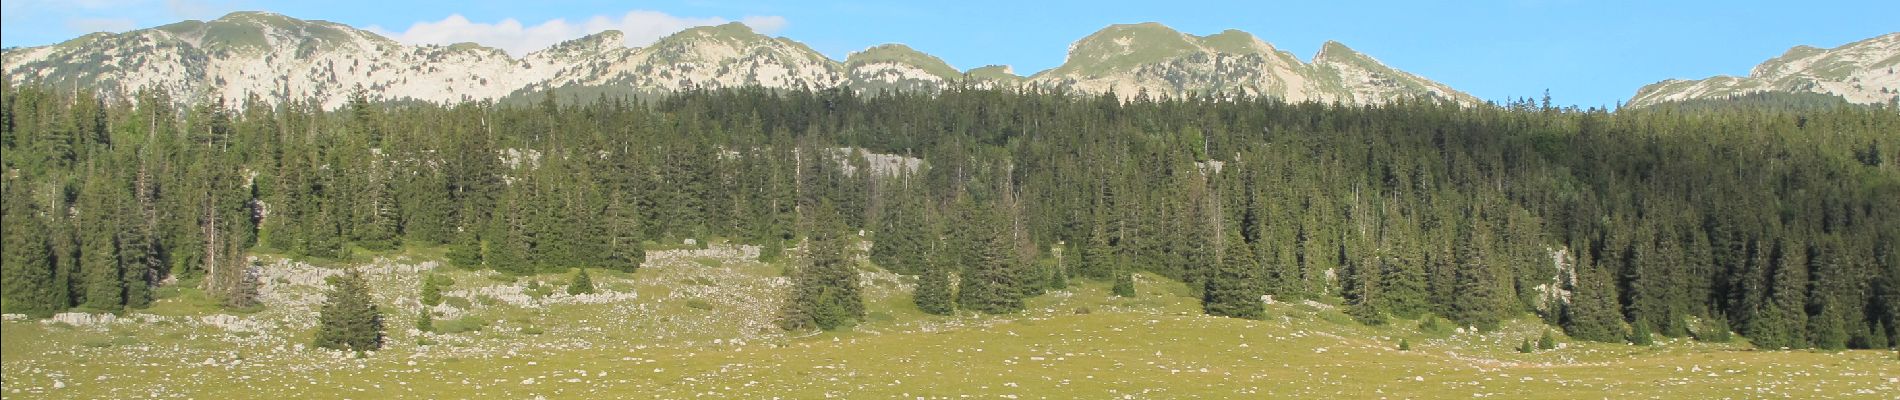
3 6 1899 399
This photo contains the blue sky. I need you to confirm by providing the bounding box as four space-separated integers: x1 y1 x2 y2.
3 0 1895 107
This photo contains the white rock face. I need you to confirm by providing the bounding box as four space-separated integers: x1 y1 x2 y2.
4 13 1475 109
1629 33 1900 107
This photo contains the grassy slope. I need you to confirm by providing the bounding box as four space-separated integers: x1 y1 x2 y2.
3 244 1896 398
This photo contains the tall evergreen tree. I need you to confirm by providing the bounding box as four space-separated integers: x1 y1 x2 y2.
779 202 865 330
1204 230 1264 319
958 200 1026 314
1 188 61 316
313 268 384 352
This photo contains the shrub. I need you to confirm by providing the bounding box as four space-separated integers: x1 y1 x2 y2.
1538 330 1558 350
685 299 714 310
434 316 488 334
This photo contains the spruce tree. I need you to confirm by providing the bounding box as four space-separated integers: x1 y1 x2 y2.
870 179 926 275
1203 230 1264 319
602 194 645 273
1 190 60 316
913 228 956 315
1870 322 1890 349
419 274 445 306
779 202 864 330
313 268 384 352
79 174 123 310
415 309 434 332
1538 330 1557 350
1629 320 1655 346
915 258 956 315
1564 246 1627 342
1449 217 1502 330
567 268 595 295
958 202 1026 314
1112 265 1137 298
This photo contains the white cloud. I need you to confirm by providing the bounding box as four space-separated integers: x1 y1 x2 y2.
367 10 789 57
65 17 137 33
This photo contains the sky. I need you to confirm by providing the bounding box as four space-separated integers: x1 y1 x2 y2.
2 0 1895 108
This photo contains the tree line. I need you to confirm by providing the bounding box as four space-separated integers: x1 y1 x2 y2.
2 82 1896 350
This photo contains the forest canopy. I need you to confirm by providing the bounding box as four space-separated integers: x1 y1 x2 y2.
2 83 1896 350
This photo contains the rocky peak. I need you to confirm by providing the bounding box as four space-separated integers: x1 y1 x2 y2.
1629 32 1900 107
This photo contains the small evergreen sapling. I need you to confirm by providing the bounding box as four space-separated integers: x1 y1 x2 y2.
1629 321 1655 346
415 309 434 332
567 268 595 295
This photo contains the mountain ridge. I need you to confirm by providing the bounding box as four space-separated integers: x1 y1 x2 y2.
1628 32 1900 107
3 12 1481 108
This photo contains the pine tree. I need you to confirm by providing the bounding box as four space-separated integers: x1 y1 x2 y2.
1518 339 1535 353
313 268 384 352
1538 330 1557 350
1203 230 1263 319
567 268 595 295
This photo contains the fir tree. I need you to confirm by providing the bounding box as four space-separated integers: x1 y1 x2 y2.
1 189 60 316
958 201 1026 314
602 194 646 273
1629 321 1655 346
313 269 384 352
779 202 864 330
567 268 595 295
1564 242 1626 342
1112 264 1137 298
913 228 956 315
415 309 434 332
419 274 448 307
1203 230 1264 319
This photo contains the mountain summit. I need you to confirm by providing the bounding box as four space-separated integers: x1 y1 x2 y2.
3 14 1477 108
1028 23 1480 105
1629 33 1900 107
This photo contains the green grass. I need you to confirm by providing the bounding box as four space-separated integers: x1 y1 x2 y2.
5 246 1896 398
